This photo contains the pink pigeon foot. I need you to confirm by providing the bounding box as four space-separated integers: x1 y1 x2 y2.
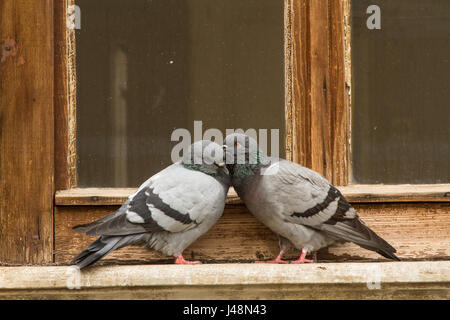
174 254 201 265
291 251 314 264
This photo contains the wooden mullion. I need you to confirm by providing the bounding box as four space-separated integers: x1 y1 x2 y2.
329 0 348 185
285 0 312 168
288 0 348 185
309 0 331 181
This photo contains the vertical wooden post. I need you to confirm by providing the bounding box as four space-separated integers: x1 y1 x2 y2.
286 0 348 186
55 0 77 190
0 0 54 264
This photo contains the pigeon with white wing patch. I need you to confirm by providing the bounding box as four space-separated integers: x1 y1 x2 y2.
70 140 230 268
224 133 399 263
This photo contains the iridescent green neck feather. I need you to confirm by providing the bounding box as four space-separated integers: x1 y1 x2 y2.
231 149 268 189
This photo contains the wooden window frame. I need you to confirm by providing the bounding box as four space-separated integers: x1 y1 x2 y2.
54 0 450 202
50 0 449 266
1 0 449 267
0 0 54 265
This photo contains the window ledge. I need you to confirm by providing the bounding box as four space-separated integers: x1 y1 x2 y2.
55 187 242 206
0 261 449 299
55 184 450 206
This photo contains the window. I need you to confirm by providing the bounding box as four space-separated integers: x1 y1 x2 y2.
351 0 450 184
1 0 448 267
53 0 449 263
50 0 449 265
75 0 285 187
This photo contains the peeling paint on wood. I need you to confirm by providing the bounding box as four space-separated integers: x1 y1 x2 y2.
55 184 450 206
55 0 78 190
284 0 348 185
54 203 450 265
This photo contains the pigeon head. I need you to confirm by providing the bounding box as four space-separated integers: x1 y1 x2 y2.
182 140 230 182
223 133 268 177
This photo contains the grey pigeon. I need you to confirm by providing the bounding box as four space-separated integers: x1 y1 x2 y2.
70 140 230 268
224 133 399 263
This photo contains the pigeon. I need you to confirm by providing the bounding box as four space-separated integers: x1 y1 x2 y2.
70 140 230 268
224 133 399 263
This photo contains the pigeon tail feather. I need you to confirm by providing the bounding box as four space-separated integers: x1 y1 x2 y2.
69 236 134 269
322 218 400 261
72 209 124 234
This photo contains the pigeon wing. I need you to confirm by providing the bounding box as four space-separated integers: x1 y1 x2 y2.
79 164 223 236
268 160 399 260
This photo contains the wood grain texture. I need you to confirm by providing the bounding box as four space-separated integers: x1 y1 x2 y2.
54 203 450 265
54 0 77 190
286 0 348 185
1 262 449 299
55 184 450 206
54 187 242 206
54 0 69 190
66 0 77 187
0 0 54 264
328 0 348 185
340 184 450 203
309 0 331 179
1 283 448 300
286 0 311 166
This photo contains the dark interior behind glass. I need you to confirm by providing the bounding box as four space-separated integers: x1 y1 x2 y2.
352 0 450 184
76 0 285 187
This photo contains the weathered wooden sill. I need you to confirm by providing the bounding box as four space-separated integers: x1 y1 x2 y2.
55 184 450 206
54 187 241 206
1 261 449 299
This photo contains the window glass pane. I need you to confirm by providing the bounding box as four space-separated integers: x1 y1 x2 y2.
351 0 450 184
76 0 285 187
